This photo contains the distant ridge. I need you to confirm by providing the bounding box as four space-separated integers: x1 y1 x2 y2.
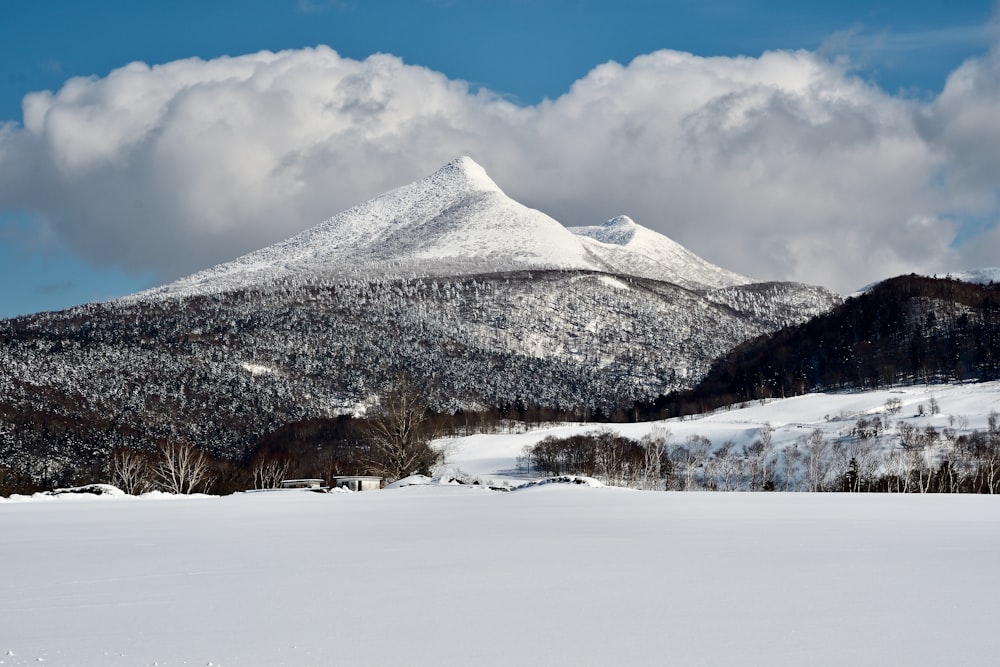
943 268 1000 285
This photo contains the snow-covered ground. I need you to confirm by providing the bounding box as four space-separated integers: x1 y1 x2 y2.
2 487 998 666
4 383 1000 666
442 380 1000 484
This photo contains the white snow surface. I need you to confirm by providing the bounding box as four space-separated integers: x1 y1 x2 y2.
2 482 998 666
132 158 750 300
943 266 1000 285
443 380 1000 483
4 383 1000 665
570 215 752 290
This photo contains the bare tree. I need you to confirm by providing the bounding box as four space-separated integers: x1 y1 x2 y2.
594 428 631 486
845 417 882 492
917 426 940 493
884 397 903 416
779 441 803 491
109 447 153 495
805 429 830 492
897 422 935 493
758 423 775 490
673 435 711 491
881 447 910 493
743 424 774 491
251 455 290 490
154 441 211 494
938 427 962 493
640 426 670 490
362 380 443 482
710 440 740 491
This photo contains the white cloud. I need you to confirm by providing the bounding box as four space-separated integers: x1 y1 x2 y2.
1 44 997 293
919 47 1000 201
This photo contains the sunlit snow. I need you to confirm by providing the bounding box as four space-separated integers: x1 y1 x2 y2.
3 383 1000 666
2 487 997 666
443 380 1000 484
130 158 755 301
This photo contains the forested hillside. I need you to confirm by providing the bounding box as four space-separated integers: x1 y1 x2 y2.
652 275 1000 416
0 270 836 489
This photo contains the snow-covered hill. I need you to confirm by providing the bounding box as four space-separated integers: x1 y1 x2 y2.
0 270 840 470
944 267 1000 285
442 380 1000 486
0 157 843 481
135 157 753 299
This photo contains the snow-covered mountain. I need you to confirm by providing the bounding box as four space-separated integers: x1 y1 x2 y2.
0 157 842 478
570 215 750 290
136 157 750 299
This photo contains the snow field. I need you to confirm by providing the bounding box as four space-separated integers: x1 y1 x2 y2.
5 382 1000 665
2 487 999 666
441 380 1000 484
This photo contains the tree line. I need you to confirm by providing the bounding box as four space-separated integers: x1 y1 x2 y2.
0 267 833 488
0 381 445 496
518 406 1000 493
633 275 1000 421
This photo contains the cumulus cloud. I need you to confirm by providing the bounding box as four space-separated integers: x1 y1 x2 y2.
0 43 997 292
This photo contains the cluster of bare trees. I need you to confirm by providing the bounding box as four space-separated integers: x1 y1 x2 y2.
519 425 787 492
109 441 213 495
99 380 444 495
519 408 1000 494
520 425 781 491
842 408 1000 494
516 426 819 492
519 426 674 490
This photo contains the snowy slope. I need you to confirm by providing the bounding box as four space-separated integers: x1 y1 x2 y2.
442 380 1000 483
944 267 1000 285
0 157 843 468
135 158 756 300
571 215 752 289
138 157 593 299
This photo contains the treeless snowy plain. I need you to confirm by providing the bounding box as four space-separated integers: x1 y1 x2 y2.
2 487 999 666
4 382 1000 666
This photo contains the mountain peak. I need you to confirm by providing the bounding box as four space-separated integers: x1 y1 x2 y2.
428 156 501 194
573 215 638 246
569 215 753 290
135 159 753 300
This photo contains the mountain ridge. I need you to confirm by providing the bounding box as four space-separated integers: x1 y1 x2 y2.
0 157 843 488
570 215 751 291
132 157 756 301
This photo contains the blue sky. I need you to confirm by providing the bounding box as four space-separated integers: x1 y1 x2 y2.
1 0 998 317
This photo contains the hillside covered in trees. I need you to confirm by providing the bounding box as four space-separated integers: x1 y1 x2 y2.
643 275 1000 418
0 270 835 491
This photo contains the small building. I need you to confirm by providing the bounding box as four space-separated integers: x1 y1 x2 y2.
280 478 326 490
331 475 383 492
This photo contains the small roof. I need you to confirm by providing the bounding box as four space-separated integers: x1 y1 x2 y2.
330 475 383 481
